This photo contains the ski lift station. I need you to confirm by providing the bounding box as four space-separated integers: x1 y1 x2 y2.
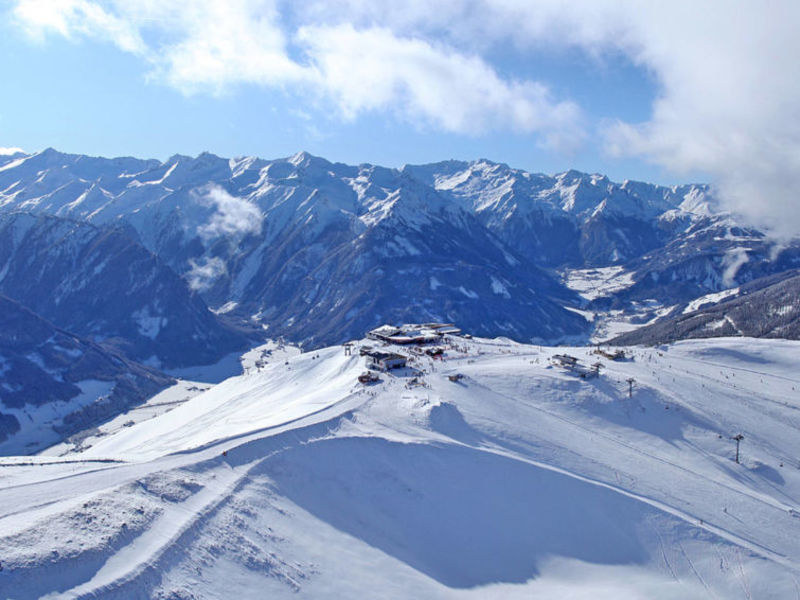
362 350 407 371
551 354 579 368
551 353 602 379
366 323 461 345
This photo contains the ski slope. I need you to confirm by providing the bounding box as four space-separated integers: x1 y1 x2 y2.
1 335 800 598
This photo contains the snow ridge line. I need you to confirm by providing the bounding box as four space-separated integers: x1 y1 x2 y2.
54 460 248 599
41 408 358 599
164 387 366 460
0 459 123 467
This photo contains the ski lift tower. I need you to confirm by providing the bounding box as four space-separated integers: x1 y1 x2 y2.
731 433 744 464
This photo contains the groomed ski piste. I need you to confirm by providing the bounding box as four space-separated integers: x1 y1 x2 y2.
2 334 800 599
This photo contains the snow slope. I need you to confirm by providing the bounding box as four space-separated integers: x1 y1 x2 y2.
1 335 800 598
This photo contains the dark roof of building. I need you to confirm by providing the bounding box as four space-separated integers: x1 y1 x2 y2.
363 350 406 361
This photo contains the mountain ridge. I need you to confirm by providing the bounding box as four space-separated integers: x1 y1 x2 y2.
1 146 798 349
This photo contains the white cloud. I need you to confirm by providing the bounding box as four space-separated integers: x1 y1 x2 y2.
588 3 800 237
722 247 749 288
11 0 585 148
13 0 145 53
197 185 263 240
298 24 583 146
135 0 304 94
186 256 227 291
0 147 25 155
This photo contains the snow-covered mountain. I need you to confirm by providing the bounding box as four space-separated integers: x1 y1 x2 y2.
611 269 800 345
1 147 799 348
0 294 172 454
0 149 592 346
404 159 714 266
0 212 251 368
2 333 799 598
405 159 800 312
3 147 800 597
594 218 800 308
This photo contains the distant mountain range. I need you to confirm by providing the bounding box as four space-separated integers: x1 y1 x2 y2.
1 146 799 451
0 212 250 368
5 147 796 351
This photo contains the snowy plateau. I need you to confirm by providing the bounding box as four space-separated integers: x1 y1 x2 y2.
1 148 800 598
2 334 800 599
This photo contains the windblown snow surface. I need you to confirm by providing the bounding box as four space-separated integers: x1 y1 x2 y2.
2 336 800 599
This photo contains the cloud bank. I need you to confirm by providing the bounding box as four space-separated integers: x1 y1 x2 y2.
10 0 584 152
11 0 800 235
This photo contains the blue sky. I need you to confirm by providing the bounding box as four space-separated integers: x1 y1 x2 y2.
2 1 800 235
0 1 669 183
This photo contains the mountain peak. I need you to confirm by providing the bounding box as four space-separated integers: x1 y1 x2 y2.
289 150 330 169
165 153 192 164
556 168 591 182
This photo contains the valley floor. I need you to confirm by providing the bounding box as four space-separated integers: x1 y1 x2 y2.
1 335 800 599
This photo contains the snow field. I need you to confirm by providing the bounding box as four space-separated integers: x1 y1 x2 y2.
1 336 799 598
